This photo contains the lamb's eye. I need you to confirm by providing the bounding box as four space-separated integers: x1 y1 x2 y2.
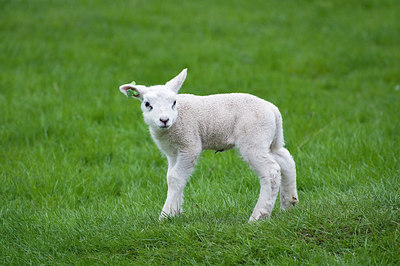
172 100 176 109
144 101 152 110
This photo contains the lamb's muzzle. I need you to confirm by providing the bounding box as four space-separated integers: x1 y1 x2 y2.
159 118 170 128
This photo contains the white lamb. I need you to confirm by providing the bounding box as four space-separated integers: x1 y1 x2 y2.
119 69 298 221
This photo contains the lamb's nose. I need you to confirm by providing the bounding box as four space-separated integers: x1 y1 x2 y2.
160 118 169 125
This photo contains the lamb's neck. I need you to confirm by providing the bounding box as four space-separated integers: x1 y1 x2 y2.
149 126 170 140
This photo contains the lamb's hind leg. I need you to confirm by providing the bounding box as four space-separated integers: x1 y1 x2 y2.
272 148 298 210
240 147 281 221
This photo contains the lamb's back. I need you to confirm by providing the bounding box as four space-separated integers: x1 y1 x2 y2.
175 93 277 150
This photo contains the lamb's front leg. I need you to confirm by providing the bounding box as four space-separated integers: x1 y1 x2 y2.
159 151 200 220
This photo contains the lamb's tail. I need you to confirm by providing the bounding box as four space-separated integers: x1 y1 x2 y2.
270 105 285 151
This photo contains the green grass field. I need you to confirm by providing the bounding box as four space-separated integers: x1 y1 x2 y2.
1 0 399 264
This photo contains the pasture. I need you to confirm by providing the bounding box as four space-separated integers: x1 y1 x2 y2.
1 0 399 264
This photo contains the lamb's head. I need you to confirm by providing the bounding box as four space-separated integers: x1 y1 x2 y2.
119 69 187 130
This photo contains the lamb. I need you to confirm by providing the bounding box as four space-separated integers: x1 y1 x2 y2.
119 69 298 221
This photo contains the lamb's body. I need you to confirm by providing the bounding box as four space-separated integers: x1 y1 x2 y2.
120 69 298 221
151 93 278 154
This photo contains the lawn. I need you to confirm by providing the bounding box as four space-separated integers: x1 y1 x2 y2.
1 0 399 264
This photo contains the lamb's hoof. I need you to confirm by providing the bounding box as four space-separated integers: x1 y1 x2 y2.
281 196 299 210
159 211 172 221
290 196 299 206
159 210 183 221
248 212 270 222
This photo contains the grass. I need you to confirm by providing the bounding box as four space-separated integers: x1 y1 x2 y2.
1 0 399 264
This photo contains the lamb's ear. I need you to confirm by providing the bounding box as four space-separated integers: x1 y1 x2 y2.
119 84 145 101
165 68 187 93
